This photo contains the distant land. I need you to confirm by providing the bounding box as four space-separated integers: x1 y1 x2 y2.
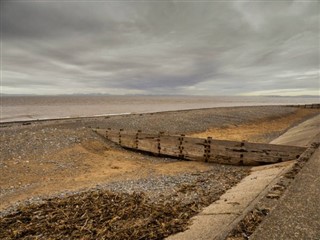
1 93 319 98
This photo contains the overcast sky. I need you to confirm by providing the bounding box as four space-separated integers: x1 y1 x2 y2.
1 0 319 96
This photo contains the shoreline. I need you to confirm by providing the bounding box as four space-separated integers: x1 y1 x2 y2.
0 112 133 125
2 94 319 124
1 103 319 125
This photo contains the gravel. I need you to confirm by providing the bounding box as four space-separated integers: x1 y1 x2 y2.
97 164 249 204
82 106 299 134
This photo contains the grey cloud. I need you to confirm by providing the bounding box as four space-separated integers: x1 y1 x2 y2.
1 1 319 95
2 2 121 39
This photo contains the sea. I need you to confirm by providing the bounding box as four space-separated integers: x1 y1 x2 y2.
1 95 319 123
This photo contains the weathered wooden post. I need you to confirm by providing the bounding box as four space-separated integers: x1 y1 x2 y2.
204 137 212 162
136 130 141 149
239 140 246 165
158 131 164 155
178 134 185 159
106 128 111 139
119 129 124 145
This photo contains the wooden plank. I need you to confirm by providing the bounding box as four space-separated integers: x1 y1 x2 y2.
207 155 244 165
159 135 181 157
137 133 159 153
208 153 287 165
209 139 305 153
211 146 303 159
208 142 304 165
240 141 306 153
179 136 207 145
210 142 305 156
120 135 136 149
106 129 120 135
94 129 107 137
106 131 120 143
181 138 206 161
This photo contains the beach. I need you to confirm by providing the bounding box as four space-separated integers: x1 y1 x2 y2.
0 104 319 239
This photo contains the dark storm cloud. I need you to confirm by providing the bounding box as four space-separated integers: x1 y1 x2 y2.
1 0 319 95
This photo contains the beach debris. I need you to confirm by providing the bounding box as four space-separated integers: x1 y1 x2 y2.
0 190 198 239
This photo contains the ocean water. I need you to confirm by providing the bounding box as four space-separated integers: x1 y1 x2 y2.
1 95 319 123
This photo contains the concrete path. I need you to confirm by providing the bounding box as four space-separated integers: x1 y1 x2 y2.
167 114 320 240
251 148 320 240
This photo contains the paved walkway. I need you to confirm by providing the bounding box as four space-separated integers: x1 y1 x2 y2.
167 114 320 240
251 115 320 240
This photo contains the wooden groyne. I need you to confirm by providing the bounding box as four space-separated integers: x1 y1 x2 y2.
286 103 320 109
96 129 307 166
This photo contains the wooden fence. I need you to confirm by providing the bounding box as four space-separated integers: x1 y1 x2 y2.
95 128 307 166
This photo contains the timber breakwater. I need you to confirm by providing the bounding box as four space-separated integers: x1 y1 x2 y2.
96 128 306 166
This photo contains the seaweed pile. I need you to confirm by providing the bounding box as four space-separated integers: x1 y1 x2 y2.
1 190 196 239
0 172 242 240
0 166 249 239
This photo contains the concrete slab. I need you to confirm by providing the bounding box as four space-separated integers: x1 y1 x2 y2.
167 214 239 240
167 161 294 240
201 162 293 215
271 114 320 146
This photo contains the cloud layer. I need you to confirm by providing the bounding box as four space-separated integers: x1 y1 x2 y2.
1 1 319 95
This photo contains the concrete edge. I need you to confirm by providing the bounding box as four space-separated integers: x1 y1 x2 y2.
225 126 320 239
167 161 295 240
215 162 295 240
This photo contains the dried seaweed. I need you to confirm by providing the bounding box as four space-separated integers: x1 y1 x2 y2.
0 190 202 240
0 158 250 240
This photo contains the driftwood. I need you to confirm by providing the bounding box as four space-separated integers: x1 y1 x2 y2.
97 129 307 166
